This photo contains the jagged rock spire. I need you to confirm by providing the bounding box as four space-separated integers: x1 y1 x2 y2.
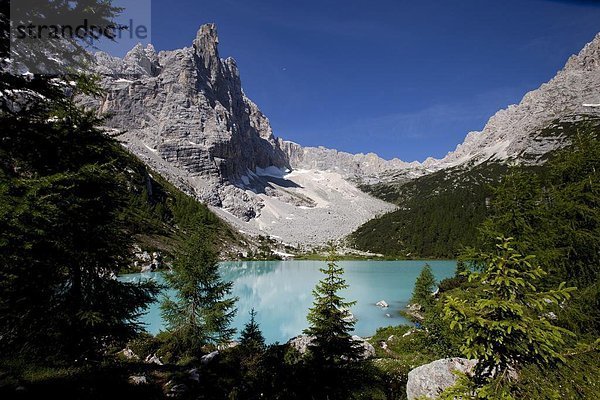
193 23 221 83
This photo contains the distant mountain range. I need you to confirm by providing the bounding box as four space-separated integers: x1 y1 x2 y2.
83 24 600 248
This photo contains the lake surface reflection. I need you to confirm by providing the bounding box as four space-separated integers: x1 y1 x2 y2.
121 260 456 344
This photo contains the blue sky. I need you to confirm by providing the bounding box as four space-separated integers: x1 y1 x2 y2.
107 0 600 161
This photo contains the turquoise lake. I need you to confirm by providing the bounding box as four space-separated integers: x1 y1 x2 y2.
120 260 456 344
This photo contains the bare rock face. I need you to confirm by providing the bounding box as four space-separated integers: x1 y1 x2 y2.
424 33 600 170
278 139 425 184
406 358 477 400
85 23 290 220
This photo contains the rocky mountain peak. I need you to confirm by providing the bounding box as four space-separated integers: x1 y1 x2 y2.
193 23 221 83
565 32 600 72
123 43 159 76
85 24 600 245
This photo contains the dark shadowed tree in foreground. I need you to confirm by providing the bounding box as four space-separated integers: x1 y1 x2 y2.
160 231 237 359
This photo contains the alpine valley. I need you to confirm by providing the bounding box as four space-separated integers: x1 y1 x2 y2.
85 24 600 256
4 3 600 399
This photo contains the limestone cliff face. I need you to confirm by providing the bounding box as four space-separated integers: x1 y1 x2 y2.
93 25 288 180
278 139 425 184
87 24 295 220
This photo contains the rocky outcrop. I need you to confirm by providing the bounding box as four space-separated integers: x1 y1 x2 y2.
288 334 376 360
278 140 424 184
406 358 477 400
128 375 148 385
85 24 290 221
200 350 219 365
424 33 600 170
132 245 162 272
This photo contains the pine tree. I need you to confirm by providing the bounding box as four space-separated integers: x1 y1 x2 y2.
478 127 600 334
410 263 436 310
0 73 159 361
442 237 576 399
239 308 265 353
234 308 268 398
161 231 237 358
304 250 362 364
455 260 468 277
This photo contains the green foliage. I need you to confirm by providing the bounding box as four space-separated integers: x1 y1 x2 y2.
295 249 368 399
514 345 600 399
244 235 282 260
1 0 237 364
366 325 450 400
214 309 269 398
352 163 509 258
410 264 436 310
442 238 576 398
117 149 239 266
239 308 266 354
548 130 600 287
479 127 600 335
304 250 363 365
160 232 237 359
0 74 159 362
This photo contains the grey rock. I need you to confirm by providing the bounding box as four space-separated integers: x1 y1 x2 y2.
134 248 162 272
406 303 424 322
406 358 477 400
140 264 152 273
84 23 290 217
288 334 375 360
164 380 189 398
145 354 163 365
120 347 139 360
200 350 219 365
188 368 200 382
217 340 239 351
278 139 424 184
351 335 376 359
128 375 148 385
288 335 315 354
376 300 389 308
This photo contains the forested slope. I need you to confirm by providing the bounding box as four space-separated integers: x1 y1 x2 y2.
350 117 599 258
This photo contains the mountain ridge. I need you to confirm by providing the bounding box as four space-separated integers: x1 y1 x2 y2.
85 24 600 246
422 32 600 170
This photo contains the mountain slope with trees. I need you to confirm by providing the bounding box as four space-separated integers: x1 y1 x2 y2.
350 117 600 258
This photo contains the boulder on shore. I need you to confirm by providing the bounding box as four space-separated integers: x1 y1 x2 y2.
145 353 163 365
406 357 477 400
200 350 219 365
288 335 375 360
